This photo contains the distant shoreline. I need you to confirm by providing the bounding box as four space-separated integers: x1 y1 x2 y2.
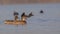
0 0 60 5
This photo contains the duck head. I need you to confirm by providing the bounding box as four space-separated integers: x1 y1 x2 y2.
27 12 34 18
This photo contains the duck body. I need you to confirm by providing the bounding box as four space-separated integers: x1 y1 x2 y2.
4 15 27 25
4 20 26 25
4 12 33 25
40 10 44 13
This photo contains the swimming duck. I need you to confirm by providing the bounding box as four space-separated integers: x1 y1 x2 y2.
4 12 27 25
40 10 44 13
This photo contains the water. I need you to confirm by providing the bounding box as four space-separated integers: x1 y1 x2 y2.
0 4 60 34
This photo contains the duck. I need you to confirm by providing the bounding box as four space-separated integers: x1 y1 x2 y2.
21 12 34 18
40 10 44 13
28 12 34 18
4 12 27 25
4 12 34 25
4 16 27 25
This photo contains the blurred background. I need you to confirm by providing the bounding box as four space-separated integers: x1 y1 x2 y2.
0 0 60 5
0 0 60 34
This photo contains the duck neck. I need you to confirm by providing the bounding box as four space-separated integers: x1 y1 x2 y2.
14 15 18 21
21 16 27 21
